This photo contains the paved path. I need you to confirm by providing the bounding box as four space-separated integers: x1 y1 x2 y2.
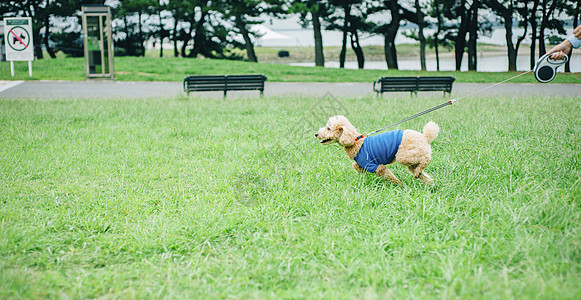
0 80 579 99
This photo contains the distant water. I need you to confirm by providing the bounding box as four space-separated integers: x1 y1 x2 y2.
257 19 581 72
290 54 581 72
259 16 570 48
257 27 537 48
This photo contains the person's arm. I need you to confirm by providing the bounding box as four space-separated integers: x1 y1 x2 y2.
566 28 581 49
547 25 581 60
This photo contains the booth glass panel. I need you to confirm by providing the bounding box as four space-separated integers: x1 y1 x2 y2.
86 15 102 75
101 16 109 74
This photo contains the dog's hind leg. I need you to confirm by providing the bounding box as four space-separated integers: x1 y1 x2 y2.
407 165 433 184
376 165 402 184
406 165 417 176
353 162 366 173
420 172 434 184
408 159 429 178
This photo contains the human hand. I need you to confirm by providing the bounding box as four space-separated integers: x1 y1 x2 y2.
547 40 572 60
574 25 581 39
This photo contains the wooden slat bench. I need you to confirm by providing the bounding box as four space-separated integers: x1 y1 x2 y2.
183 74 267 98
373 76 455 97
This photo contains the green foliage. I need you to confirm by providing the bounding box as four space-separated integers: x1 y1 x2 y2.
1 0 578 70
0 94 580 298
1 54 580 83
288 0 332 29
50 29 84 57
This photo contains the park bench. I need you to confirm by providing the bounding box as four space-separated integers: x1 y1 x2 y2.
183 74 267 98
373 76 455 97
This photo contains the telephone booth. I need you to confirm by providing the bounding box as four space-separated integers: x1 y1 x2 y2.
82 5 114 79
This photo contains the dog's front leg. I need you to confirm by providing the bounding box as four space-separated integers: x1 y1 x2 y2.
375 165 402 184
353 162 365 173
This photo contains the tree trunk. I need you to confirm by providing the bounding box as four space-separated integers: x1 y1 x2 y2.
539 0 558 56
44 13 56 58
123 13 131 55
181 11 195 57
514 27 527 70
383 0 402 70
454 27 467 71
191 25 205 58
158 11 164 58
530 25 537 68
339 31 347 68
415 0 426 71
530 0 539 69
351 30 364 69
312 8 325 67
236 15 257 62
180 31 190 57
488 0 517 71
454 0 469 71
339 2 351 68
173 15 179 57
434 2 442 71
467 0 478 71
138 11 144 56
33 27 43 59
514 4 528 70
539 0 547 55
505 17 517 71
192 8 210 58
384 31 398 70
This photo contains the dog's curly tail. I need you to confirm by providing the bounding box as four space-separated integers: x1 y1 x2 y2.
423 121 440 144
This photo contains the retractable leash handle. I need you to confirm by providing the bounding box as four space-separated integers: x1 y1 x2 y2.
534 53 568 83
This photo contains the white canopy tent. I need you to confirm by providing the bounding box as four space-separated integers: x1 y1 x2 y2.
250 24 292 46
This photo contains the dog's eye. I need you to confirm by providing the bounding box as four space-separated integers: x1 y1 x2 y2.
326 126 330 130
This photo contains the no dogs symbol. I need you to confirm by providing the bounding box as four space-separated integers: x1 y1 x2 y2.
8 26 31 51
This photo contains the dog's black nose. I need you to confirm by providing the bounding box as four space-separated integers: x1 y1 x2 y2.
315 133 319 137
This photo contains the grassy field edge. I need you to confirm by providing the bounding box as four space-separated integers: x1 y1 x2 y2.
2 55 580 83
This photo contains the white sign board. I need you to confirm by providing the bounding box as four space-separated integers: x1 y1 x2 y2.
4 17 34 61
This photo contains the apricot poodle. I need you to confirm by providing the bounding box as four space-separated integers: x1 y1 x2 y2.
315 115 440 184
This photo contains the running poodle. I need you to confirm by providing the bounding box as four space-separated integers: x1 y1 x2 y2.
315 115 440 184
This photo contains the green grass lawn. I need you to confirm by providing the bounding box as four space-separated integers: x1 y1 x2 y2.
1 94 580 298
2 55 580 83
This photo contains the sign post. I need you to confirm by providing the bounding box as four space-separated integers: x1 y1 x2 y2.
3 17 34 77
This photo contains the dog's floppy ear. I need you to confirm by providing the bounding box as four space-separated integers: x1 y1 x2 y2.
338 123 358 146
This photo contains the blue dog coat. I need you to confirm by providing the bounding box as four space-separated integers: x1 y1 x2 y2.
354 130 403 173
